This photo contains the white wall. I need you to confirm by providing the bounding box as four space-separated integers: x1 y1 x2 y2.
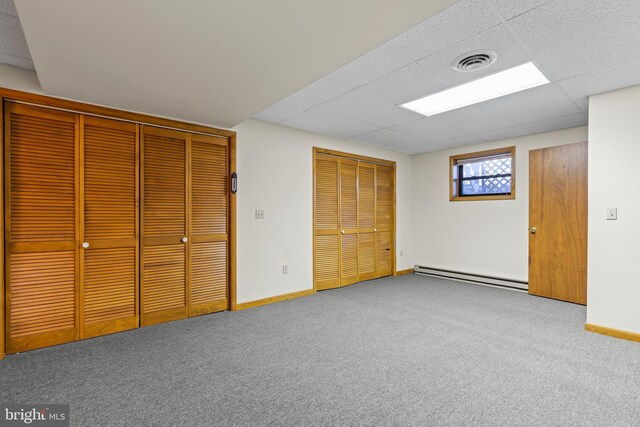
232 119 413 303
411 126 588 282
588 85 640 334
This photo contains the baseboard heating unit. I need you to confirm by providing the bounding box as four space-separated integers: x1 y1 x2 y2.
414 265 528 291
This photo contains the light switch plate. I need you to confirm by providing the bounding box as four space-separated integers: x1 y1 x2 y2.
606 207 617 220
255 209 265 219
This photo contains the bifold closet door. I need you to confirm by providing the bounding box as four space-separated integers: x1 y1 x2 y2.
340 159 358 286
189 134 229 316
357 162 376 282
141 127 188 326
81 116 138 338
5 103 79 353
314 154 341 290
375 164 393 278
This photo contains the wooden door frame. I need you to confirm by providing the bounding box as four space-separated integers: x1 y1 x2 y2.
0 87 237 357
313 147 397 293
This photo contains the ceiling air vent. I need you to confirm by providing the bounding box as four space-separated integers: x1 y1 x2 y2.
452 51 497 72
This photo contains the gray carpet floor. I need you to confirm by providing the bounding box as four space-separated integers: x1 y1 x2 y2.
1 274 639 426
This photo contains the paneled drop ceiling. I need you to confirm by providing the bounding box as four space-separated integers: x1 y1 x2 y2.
255 0 640 154
0 0 33 70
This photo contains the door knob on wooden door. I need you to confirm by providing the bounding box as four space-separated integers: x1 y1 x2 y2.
341 230 345 235
82 242 90 249
529 227 537 234
181 236 188 243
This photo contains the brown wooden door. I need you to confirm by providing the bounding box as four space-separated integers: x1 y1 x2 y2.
340 159 359 286
5 103 79 353
358 162 376 282
529 142 588 304
189 134 229 316
81 116 139 338
375 164 393 278
141 126 188 326
314 154 341 290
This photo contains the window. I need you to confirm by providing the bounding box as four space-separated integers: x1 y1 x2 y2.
450 147 515 201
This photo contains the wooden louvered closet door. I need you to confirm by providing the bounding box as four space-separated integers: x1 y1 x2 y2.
5 103 79 353
189 134 229 316
314 154 340 290
357 162 376 282
141 126 188 326
81 116 138 339
339 159 358 286
375 164 393 278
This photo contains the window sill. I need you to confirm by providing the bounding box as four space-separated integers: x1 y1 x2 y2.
450 194 515 202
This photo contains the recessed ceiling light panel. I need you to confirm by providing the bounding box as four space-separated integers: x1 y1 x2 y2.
401 62 550 117
453 50 497 72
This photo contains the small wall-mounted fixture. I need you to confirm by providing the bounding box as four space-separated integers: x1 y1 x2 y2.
231 172 238 193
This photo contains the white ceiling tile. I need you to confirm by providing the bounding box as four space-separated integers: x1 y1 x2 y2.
557 59 640 111
390 117 466 142
396 142 450 154
417 25 531 86
426 103 521 134
475 125 531 142
252 98 310 123
350 128 425 150
440 134 488 148
281 108 378 139
328 43 413 88
490 0 553 20
521 112 588 134
0 0 17 17
358 63 446 105
387 0 503 61
287 78 353 107
482 84 581 124
0 13 31 59
507 0 640 80
0 52 33 70
319 88 421 127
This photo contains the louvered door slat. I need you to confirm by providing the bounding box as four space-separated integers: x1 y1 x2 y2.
6 103 78 353
143 245 186 313
141 126 188 326
191 242 228 316
314 155 340 290
143 129 186 239
190 134 229 316
358 163 376 281
82 117 138 339
340 160 358 286
315 157 339 230
316 235 340 288
10 112 76 243
375 165 393 278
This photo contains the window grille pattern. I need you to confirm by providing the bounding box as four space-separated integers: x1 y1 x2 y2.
461 157 511 196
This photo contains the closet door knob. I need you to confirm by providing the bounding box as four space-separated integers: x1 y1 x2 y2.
82 242 90 249
341 230 345 235
181 237 188 243
374 228 377 232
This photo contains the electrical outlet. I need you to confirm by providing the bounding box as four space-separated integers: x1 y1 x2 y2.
255 209 264 219
606 207 617 220
282 265 288 274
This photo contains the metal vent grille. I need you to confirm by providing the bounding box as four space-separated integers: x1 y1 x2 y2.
453 51 497 72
